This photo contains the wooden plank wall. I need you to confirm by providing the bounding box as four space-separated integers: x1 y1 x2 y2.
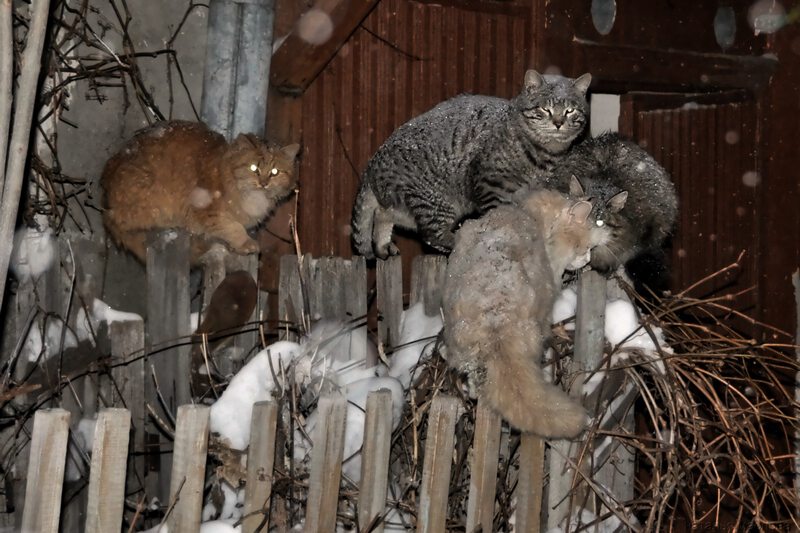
295 0 531 269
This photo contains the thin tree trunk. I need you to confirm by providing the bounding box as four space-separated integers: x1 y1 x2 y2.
0 0 52 315
0 0 11 190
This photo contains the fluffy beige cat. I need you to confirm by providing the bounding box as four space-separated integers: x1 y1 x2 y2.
442 187 615 438
102 120 299 262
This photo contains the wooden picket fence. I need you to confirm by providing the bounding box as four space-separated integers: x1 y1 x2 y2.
2 230 633 531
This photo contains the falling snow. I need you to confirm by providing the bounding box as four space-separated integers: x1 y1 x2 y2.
296 8 334 45
742 170 761 187
189 187 214 209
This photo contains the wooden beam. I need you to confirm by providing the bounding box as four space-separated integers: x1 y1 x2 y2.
574 39 777 94
270 0 380 95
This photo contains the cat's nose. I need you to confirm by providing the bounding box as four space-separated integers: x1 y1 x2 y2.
552 118 564 129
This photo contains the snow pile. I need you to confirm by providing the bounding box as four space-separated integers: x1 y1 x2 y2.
551 287 577 327
209 341 301 451
387 302 443 388
206 304 442 521
21 317 78 363
75 298 143 346
10 224 56 281
604 298 670 374
293 376 404 485
65 415 97 482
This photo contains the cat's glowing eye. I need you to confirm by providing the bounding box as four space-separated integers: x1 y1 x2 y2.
596 219 605 227
249 164 258 172
270 168 279 176
565 108 574 115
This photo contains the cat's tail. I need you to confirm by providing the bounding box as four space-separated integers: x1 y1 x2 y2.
482 327 588 439
350 183 377 259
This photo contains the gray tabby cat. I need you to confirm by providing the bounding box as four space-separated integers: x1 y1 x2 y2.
352 70 592 259
555 132 678 273
442 188 609 437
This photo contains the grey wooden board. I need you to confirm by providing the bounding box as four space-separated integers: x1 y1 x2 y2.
243 401 279 533
574 270 607 372
515 434 545 533
20 408 71 533
547 269 607 529
228 253 261 366
85 409 132 533
466 402 502 533
376 256 403 351
417 395 460 533
358 390 393 532
410 255 447 316
146 230 192 500
167 405 210 533
278 254 303 340
109 319 147 496
304 394 347 532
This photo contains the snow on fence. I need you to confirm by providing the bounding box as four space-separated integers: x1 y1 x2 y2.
3 229 638 532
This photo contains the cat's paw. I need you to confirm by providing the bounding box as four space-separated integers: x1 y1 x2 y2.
233 237 260 255
426 231 456 253
375 241 400 260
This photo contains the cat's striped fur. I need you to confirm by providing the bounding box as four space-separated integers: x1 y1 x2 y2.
352 70 591 259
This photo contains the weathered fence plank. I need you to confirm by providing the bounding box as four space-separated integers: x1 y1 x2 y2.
307 256 368 360
547 270 606 528
278 254 304 340
243 401 279 533
20 409 71 533
167 405 210 533
410 255 447 316
109 319 146 495
147 229 192 500
417 395 460 533
358 390 393 532
466 402 502 533
515 434 545 533
85 409 131 533
305 394 348 532
228 254 262 363
376 256 403 351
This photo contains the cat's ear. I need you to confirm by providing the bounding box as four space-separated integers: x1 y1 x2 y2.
569 200 593 223
232 133 259 151
572 73 592 96
569 175 585 197
607 191 628 213
524 69 545 90
281 143 301 161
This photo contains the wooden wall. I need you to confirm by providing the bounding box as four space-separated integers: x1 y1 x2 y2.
264 0 800 337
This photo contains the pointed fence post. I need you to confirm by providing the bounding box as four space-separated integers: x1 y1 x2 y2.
20 409 71 533
547 269 606 529
515 434 546 532
166 405 210 533
417 395 460 533
243 401 279 533
358 390 394 532
377 256 403 352
305 394 347 532
466 401 502 532
85 409 131 533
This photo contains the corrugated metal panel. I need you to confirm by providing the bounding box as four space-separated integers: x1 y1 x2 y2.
636 101 759 332
297 0 532 259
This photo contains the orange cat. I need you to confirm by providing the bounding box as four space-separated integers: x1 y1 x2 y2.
101 120 299 262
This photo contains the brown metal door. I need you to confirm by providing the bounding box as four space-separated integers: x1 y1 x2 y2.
619 91 760 335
